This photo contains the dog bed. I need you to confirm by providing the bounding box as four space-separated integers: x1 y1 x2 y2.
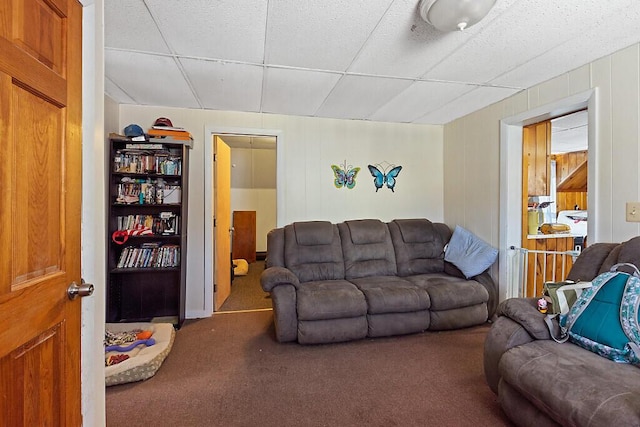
233 258 249 276
105 322 175 386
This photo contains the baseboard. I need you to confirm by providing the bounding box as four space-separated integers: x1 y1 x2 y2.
256 251 266 261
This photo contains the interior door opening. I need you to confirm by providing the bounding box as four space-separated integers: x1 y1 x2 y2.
520 110 589 297
213 134 277 312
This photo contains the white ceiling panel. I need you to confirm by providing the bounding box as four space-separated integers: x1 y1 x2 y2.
423 1 633 84
551 110 588 154
317 75 413 120
222 136 277 150
105 50 199 108
415 86 521 125
146 0 268 62
105 0 170 53
349 0 519 78
180 58 263 112
264 0 394 71
105 77 136 104
492 4 640 88
105 1 640 125
370 80 475 123
262 67 342 116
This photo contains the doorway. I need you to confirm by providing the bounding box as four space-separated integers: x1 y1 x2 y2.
203 127 282 316
220 135 277 311
520 110 589 297
498 89 597 300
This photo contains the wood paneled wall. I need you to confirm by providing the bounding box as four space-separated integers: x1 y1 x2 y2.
553 150 588 212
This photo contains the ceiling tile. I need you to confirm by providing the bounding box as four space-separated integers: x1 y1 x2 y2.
105 50 199 108
369 80 475 123
349 0 519 78
264 0 394 71
262 67 341 116
105 77 136 104
104 0 640 125
146 0 268 62
423 1 635 85
414 86 521 124
180 58 263 112
316 75 413 120
105 0 170 53
491 3 640 88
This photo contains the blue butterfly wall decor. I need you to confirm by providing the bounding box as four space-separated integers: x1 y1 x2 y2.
331 161 360 189
368 164 402 192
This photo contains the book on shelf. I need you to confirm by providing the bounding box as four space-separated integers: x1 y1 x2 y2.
116 244 181 269
148 137 193 148
125 143 164 149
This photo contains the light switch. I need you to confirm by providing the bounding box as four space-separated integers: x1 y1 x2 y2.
626 202 640 222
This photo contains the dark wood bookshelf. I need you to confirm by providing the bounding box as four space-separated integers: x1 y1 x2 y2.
106 137 190 327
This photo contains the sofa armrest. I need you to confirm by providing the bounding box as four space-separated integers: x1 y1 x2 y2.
483 316 535 394
473 270 498 320
260 266 300 292
496 298 551 340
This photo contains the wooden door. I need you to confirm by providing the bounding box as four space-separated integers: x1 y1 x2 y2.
232 210 256 263
214 136 232 310
0 0 83 425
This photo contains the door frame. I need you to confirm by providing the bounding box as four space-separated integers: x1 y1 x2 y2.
203 126 283 316
499 89 597 300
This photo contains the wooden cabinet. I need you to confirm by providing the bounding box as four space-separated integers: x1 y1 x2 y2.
232 210 256 263
106 137 190 326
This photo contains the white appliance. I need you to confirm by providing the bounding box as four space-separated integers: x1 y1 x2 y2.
556 210 587 237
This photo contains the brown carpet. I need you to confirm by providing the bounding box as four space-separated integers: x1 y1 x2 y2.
220 260 272 311
106 312 512 427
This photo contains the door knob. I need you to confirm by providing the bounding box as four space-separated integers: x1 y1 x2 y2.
67 280 95 300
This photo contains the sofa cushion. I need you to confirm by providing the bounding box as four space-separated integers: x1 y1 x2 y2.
499 340 640 427
565 242 618 282
284 222 345 283
338 220 397 279
388 219 446 276
296 280 367 321
395 218 435 243
346 219 387 244
294 221 334 245
349 276 430 314
444 226 498 278
602 236 640 275
407 273 488 311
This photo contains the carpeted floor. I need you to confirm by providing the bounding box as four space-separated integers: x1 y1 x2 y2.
219 260 272 312
106 312 513 427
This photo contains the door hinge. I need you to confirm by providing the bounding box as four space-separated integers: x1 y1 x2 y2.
214 153 217 161
214 284 217 292
214 218 217 227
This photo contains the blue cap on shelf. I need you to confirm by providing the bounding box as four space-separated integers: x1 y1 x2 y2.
124 124 144 137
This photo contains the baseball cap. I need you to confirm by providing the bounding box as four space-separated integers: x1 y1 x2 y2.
124 124 144 137
153 117 173 127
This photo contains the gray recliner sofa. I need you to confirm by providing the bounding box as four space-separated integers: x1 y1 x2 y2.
484 237 640 426
260 218 497 344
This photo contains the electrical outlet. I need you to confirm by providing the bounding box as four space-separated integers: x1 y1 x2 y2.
626 202 640 222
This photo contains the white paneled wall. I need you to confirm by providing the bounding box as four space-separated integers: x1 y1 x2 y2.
444 42 640 299
118 106 442 317
230 147 277 252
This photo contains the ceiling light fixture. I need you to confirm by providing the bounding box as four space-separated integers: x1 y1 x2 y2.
419 0 496 32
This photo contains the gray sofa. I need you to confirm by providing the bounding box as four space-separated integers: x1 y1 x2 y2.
260 218 497 344
484 237 640 426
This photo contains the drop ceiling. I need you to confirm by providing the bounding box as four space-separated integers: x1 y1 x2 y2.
105 0 640 125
